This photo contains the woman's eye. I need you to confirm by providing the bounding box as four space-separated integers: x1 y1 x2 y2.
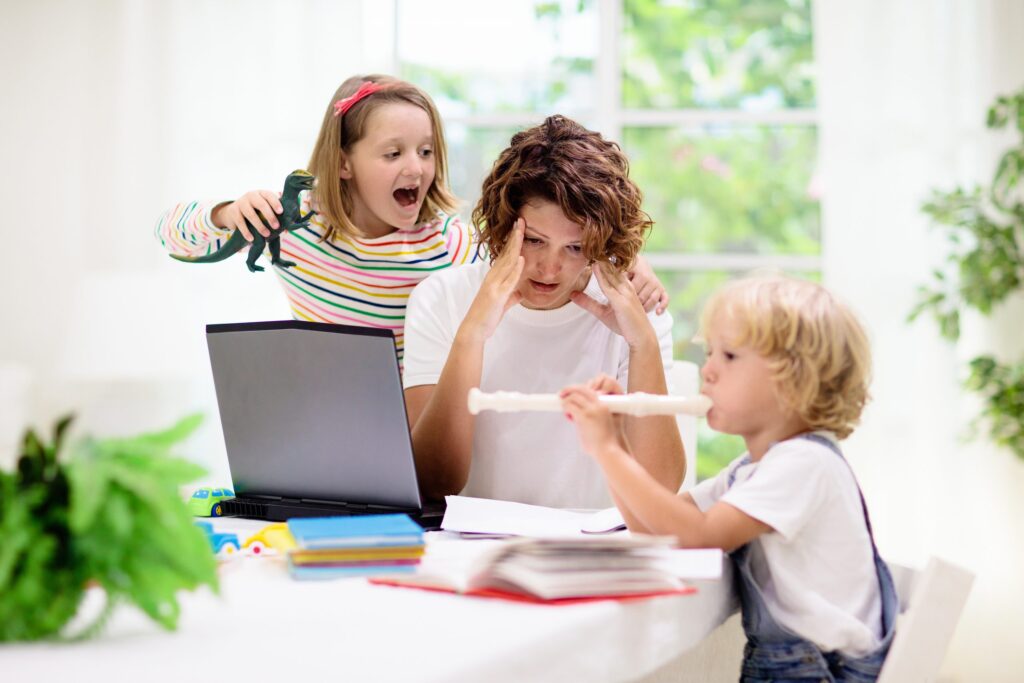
524 237 542 245
568 245 583 254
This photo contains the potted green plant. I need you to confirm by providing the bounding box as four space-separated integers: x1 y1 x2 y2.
910 86 1024 459
0 414 218 641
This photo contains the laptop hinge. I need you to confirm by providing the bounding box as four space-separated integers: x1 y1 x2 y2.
300 497 357 509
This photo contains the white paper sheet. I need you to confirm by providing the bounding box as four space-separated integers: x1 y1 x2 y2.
441 495 624 537
655 548 724 580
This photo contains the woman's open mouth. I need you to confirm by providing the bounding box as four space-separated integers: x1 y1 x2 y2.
529 280 559 294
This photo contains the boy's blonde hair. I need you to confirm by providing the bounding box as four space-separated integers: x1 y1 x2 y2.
307 74 458 241
700 275 871 439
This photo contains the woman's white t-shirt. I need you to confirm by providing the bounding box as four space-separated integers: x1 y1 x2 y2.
403 260 673 509
689 433 883 656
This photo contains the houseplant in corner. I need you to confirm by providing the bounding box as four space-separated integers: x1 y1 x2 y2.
0 414 218 641
909 86 1024 459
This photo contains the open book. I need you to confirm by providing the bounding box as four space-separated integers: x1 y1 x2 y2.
371 535 697 604
440 495 628 537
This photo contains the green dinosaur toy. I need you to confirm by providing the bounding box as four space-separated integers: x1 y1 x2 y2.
171 170 316 273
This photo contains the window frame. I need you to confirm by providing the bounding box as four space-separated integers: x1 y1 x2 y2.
391 0 820 274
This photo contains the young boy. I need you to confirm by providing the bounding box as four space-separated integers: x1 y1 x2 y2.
560 275 898 682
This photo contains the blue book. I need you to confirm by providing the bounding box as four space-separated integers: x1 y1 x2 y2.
287 513 424 549
288 561 419 581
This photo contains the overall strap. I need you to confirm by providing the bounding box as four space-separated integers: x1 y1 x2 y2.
795 433 880 543
726 454 752 489
796 433 899 645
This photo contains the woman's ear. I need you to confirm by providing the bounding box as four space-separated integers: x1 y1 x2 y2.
339 153 354 180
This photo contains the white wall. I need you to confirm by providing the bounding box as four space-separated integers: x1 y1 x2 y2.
0 0 377 479
815 1 1024 679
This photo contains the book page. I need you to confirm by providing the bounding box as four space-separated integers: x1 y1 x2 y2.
655 549 724 580
442 495 618 537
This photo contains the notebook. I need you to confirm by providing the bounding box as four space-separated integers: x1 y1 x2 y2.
288 513 425 549
205 320 444 529
287 514 426 580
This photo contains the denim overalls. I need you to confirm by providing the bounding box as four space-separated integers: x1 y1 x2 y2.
727 434 899 682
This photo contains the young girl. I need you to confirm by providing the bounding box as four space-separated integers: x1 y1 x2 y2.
560 275 898 682
156 75 667 364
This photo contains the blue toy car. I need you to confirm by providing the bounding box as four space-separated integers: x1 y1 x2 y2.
194 521 241 557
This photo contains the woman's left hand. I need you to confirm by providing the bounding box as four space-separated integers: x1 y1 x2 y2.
570 261 658 349
628 255 669 315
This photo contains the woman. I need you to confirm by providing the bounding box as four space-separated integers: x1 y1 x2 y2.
403 115 685 508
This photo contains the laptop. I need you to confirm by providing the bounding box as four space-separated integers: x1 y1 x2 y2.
205 320 445 529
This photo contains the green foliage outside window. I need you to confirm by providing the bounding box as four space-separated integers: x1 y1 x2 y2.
399 0 818 479
622 0 814 109
626 126 819 255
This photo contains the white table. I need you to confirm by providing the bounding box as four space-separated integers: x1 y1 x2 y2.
3 521 736 682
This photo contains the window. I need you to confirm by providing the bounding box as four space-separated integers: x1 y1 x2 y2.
396 0 818 479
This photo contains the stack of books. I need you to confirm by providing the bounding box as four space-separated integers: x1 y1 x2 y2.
374 535 696 603
286 514 425 580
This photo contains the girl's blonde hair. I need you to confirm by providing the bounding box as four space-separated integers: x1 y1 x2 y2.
472 115 651 270
700 275 871 439
307 74 458 241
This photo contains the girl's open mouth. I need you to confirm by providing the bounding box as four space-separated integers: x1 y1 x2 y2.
393 187 419 208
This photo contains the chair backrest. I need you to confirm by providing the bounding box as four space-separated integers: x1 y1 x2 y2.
667 359 699 492
877 557 974 683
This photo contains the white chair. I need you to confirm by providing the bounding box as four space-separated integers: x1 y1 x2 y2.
877 557 974 683
667 359 699 492
638 556 974 683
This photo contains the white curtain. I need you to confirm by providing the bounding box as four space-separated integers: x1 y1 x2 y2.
815 1 1024 678
0 0 380 477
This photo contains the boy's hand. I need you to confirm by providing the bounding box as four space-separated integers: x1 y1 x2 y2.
560 380 629 459
212 190 283 241
571 261 657 350
586 373 625 397
628 255 669 315
459 219 525 343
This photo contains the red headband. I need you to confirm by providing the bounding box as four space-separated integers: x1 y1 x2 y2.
333 82 385 117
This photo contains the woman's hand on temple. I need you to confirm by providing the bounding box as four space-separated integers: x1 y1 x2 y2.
458 220 526 343
211 190 283 242
570 261 658 350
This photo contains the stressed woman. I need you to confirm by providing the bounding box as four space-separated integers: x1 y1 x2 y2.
402 115 685 508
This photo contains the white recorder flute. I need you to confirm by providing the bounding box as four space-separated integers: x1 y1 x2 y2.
467 388 712 417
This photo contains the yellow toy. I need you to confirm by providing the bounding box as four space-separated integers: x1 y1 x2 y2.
243 523 296 556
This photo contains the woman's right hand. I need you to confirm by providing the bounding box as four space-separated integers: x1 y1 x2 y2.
458 220 526 343
211 190 283 242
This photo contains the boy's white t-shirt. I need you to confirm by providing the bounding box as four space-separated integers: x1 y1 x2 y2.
403 260 673 509
689 433 883 656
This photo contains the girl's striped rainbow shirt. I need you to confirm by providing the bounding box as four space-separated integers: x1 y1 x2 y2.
155 197 480 363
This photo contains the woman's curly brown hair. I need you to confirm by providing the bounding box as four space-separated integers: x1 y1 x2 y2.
471 115 652 270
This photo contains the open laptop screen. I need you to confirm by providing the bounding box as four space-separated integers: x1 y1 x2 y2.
206 321 422 511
